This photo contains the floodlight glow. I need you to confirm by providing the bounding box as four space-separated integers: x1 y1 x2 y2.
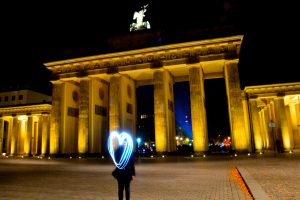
108 131 134 169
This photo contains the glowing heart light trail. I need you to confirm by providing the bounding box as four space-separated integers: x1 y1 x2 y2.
108 131 134 169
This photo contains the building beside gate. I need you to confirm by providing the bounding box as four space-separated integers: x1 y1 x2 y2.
0 89 51 156
1 35 300 157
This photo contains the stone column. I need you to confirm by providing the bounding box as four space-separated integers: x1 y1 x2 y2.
189 66 208 153
78 78 90 154
0 118 3 154
50 81 62 155
109 75 121 132
41 113 50 155
294 102 300 148
89 78 109 154
274 96 292 151
263 107 271 149
258 109 265 149
270 100 279 151
249 98 263 151
109 75 137 147
26 115 33 156
10 115 18 155
18 115 29 156
242 92 252 152
37 115 43 155
224 60 248 151
267 104 275 150
285 104 294 150
154 70 176 153
31 117 39 156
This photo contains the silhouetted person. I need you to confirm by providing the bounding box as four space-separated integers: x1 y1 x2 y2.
276 139 281 153
112 142 136 200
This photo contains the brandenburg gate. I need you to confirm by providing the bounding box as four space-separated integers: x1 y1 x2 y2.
44 35 250 155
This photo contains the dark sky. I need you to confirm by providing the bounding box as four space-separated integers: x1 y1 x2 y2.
1 1 298 93
0 1 298 139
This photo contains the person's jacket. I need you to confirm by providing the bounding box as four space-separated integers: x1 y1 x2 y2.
114 147 136 181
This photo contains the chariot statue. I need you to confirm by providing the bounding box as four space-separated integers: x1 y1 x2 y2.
130 4 151 32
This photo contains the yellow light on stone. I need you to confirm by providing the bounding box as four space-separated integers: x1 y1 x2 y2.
18 115 28 121
282 131 291 150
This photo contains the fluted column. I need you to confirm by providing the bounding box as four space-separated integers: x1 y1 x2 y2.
17 115 29 156
267 104 275 150
89 78 109 154
263 107 271 149
189 66 208 153
154 70 176 153
242 92 252 152
258 109 265 149
285 104 294 150
109 76 121 132
41 113 50 155
224 60 248 151
30 116 39 156
10 116 18 155
78 78 90 154
109 75 137 147
249 99 263 151
26 115 33 155
294 103 300 148
50 81 62 155
270 100 279 150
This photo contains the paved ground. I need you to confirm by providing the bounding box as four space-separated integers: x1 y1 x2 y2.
0 152 299 200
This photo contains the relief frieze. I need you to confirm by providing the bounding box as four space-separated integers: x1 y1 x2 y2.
51 41 240 75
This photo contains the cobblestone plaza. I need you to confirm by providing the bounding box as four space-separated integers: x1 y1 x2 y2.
0 153 299 200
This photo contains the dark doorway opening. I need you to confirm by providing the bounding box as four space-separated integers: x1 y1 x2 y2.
204 78 231 154
136 85 154 155
174 81 193 154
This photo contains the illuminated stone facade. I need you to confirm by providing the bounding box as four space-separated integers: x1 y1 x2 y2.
1 35 300 156
245 83 300 152
44 35 250 154
0 104 52 156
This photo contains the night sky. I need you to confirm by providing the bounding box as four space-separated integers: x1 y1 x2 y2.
0 1 298 139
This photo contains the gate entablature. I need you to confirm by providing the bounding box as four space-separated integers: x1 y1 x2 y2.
45 35 243 82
